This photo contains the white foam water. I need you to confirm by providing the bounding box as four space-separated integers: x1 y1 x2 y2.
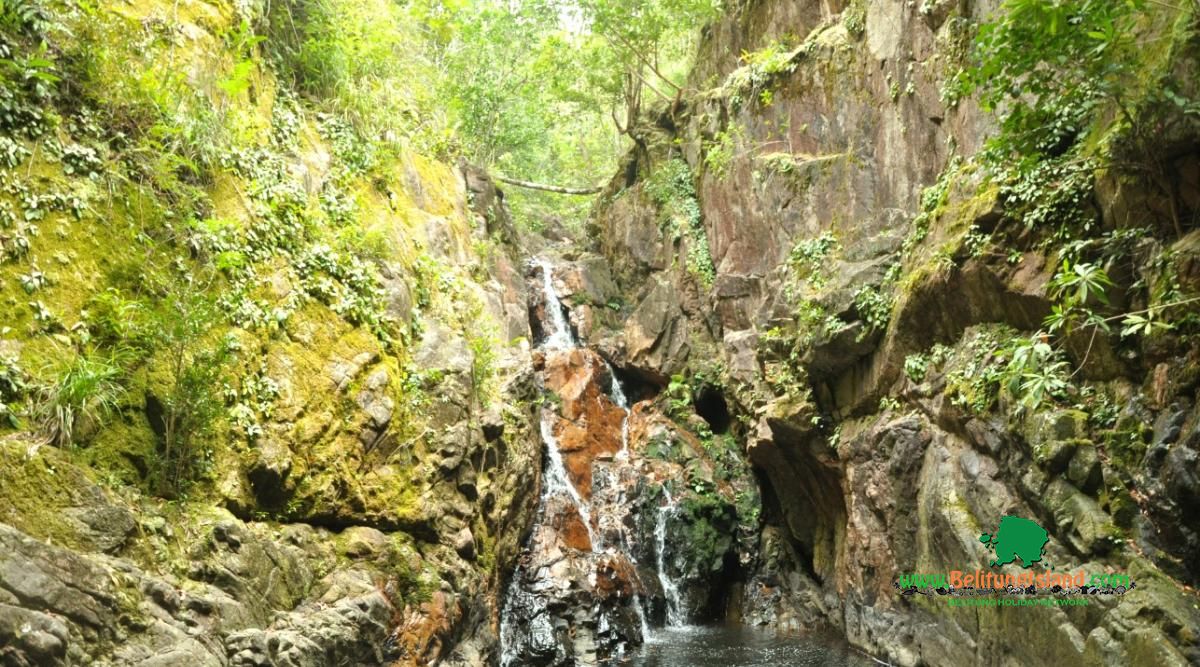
540 408 597 548
537 258 576 350
606 361 632 460
655 487 686 626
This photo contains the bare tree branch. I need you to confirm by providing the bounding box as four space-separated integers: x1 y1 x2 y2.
495 175 602 195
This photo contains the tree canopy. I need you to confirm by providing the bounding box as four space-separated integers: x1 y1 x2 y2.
266 0 721 230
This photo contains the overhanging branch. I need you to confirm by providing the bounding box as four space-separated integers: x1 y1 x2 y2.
495 175 602 195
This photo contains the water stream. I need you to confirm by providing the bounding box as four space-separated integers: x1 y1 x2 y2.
537 257 576 350
539 411 597 547
628 626 875 667
604 364 652 638
499 258 687 664
607 361 632 460
654 487 686 626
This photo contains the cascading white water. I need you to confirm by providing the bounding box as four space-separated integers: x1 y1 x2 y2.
501 257 664 663
538 258 576 350
533 257 597 546
629 567 652 639
500 258 595 667
603 362 654 636
540 409 597 547
606 362 632 460
497 576 521 667
655 487 686 626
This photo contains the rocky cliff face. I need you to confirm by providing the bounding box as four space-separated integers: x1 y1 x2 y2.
0 0 542 663
580 0 1200 665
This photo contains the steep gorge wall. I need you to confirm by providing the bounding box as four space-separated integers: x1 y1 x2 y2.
0 0 543 664
585 0 1200 665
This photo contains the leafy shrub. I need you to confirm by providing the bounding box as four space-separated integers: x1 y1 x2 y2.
787 232 839 289
723 39 800 107
904 343 952 383
267 0 445 150
665 374 692 419
148 281 231 496
703 125 741 178
852 285 892 337
1002 337 1071 411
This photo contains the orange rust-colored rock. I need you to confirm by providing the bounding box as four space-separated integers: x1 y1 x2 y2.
545 495 593 551
542 348 625 499
391 591 458 666
594 553 639 601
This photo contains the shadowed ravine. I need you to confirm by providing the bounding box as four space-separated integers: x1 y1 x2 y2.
2 0 1199 664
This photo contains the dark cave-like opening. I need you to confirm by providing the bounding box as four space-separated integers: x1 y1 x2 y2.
694 385 731 434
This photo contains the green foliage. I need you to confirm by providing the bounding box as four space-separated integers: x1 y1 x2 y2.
1002 337 1071 411
786 232 839 294
950 0 1147 136
579 0 721 122
257 0 719 231
723 38 800 108
852 285 892 338
226 361 279 442
34 348 126 446
147 279 231 497
703 125 742 179
0 0 59 139
467 318 499 407
199 136 397 345
267 0 447 153
943 327 1014 413
903 353 927 384
1043 260 1113 336
900 161 962 258
0 353 27 427
945 0 1191 237
1120 311 1172 338
0 0 51 36
759 325 819 401
793 299 849 346
903 343 951 383
1050 260 1112 306
85 289 151 349
842 0 866 37
665 374 692 420
646 158 714 285
673 489 737 576
0 136 29 167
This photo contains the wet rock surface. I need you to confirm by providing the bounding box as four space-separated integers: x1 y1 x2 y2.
499 263 751 666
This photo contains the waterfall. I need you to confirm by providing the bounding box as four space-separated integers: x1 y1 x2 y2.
631 587 652 639
606 361 632 460
537 258 576 350
539 408 597 548
532 257 597 548
655 487 686 626
497 575 521 667
501 257 660 663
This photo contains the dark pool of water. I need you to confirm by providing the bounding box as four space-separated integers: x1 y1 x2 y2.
622 625 877 667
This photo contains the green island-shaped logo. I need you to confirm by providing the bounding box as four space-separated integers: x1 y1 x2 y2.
979 515 1049 568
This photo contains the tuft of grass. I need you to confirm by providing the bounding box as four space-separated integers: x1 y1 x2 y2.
34 349 127 446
